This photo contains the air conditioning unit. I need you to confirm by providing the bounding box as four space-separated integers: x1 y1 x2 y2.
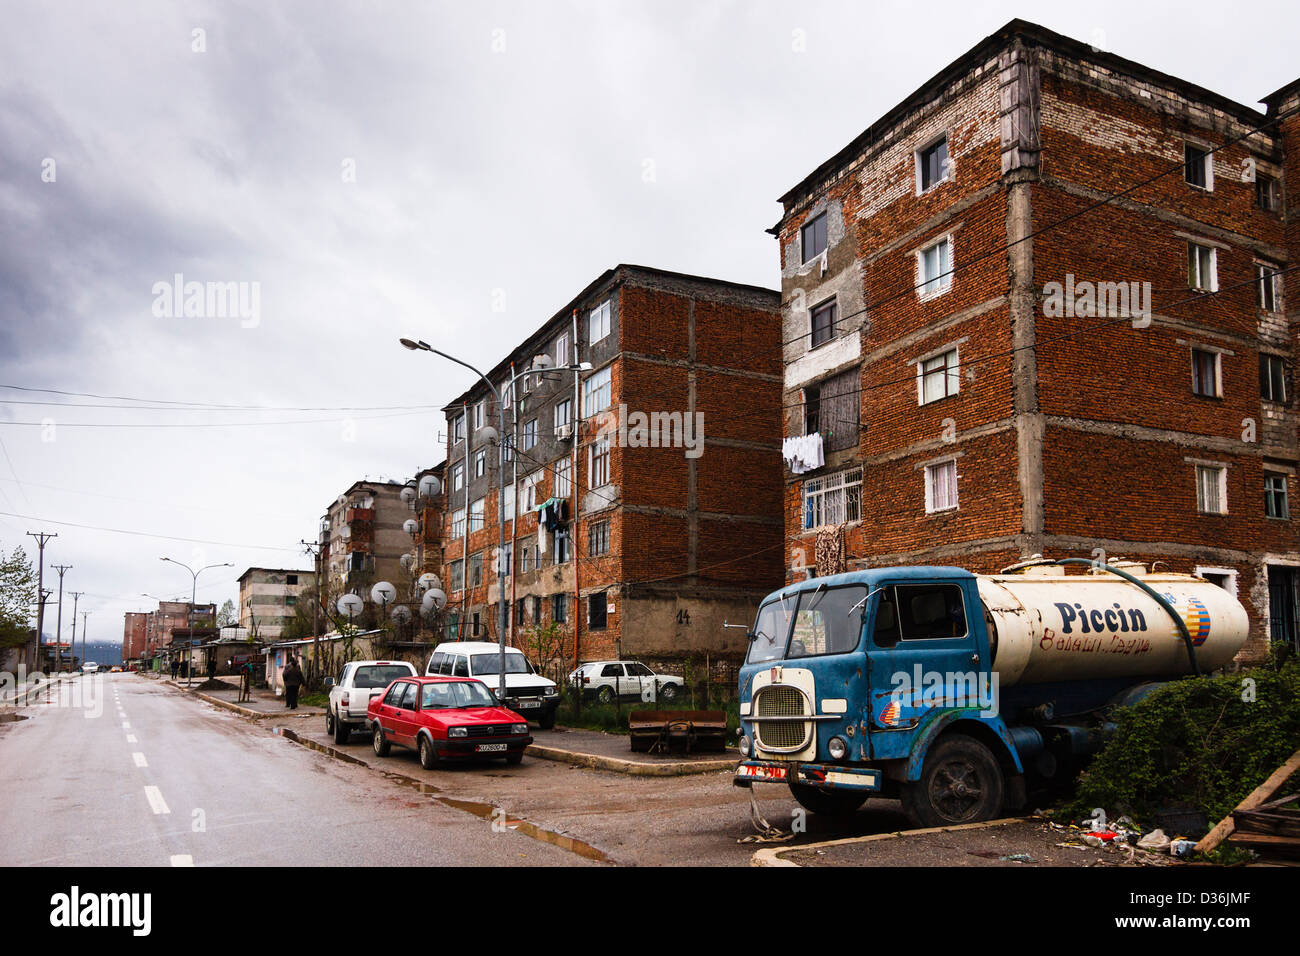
555 424 574 441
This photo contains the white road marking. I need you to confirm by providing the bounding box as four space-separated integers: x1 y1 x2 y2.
126 734 137 743
122 721 130 728
170 854 193 867
132 752 148 768
144 786 170 815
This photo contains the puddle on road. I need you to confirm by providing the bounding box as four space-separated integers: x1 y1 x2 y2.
276 727 609 863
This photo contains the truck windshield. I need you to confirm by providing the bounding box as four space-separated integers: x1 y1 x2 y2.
354 664 414 689
470 653 533 676
747 585 868 663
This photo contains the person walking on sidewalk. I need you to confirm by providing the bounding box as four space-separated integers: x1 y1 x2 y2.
238 660 252 702
282 655 304 710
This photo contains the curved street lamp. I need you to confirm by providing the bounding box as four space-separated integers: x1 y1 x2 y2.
160 557 233 688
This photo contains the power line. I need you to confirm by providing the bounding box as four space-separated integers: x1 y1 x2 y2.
0 383 442 412
0 409 436 429
0 510 301 552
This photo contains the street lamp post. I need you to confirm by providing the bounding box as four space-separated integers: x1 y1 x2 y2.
400 337 589 706
160 558 233 688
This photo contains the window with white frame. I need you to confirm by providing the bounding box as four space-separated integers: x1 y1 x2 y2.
554 398 572 431
1257 173 1280 212
452 414 465 442
523 418 537 451
503 486 515 522
500 380 512 409
924 459 959 513
556 330 571 367
1184 142 1213 190
1191 348 1222 398
473 449 486 479
522 472 541 510
473 401 485 430
590 300 611 345
520 543 532 573
1265 473 1290 519
449 559 464 592
917 136 949 192
554 525 571 564
802 468 862 529
583 366 612 413
1261 354 1288 404
1257 263 1281 312
468 551 483 588
589 438 610 488
451 463 464 493
469 497 485 532
497 542 512 575
1195 464 1227 515
918 238 952 297
451 507 466 539
1188 242 1218 291
917 348 960 405
554 456 572 497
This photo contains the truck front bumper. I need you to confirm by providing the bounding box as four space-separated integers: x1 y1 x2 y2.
734 760 883 792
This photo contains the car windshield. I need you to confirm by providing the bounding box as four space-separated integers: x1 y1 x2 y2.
470 652 533 676
421 681 498 709
353 665 414 689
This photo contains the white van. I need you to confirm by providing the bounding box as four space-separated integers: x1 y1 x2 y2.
425 642 559 729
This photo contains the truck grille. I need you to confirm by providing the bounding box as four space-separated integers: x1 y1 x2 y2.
754 684 810 752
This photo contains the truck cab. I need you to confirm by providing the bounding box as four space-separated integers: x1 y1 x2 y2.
735 567 1016 827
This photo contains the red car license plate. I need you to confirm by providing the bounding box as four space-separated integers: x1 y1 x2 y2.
476 742 508 753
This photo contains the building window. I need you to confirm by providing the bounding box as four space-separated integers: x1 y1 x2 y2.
522 472 541 510
452 463 464 493
553 593 568 624
520 543 532 573
468 552 483 588
917 136 949 192
523 418 538 451
554 398 572 432
1184 142 1213 190
500 379 512 409
1188 242 1218 291
583 366 612 413
452 414 464 442
589 300 611 345
588 592 608 630
810 298 837 348
554 456 572 498
473 449 487 479
589 520 609 556
1257 263 1281 312
1191 349 1221 398
589 438 610 488
498 542 512 576
473 402 485 431
917 348 960 405
802 467 862 529
531 595 542 623
1196 464 1228 514
286 574 298 586
1266 474 1290 520
1257 173 1279 212
449 559 464 592
803 384 819 435
469 497 485 532
1261 354 1288 404
554 525 571 564
451 508 466 538
556 331 571 367
502 433 514 462
918 238 952 297
503 486 515 522
801 212 827 263
924 459 959 514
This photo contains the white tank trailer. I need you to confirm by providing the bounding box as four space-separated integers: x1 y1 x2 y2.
978 563 1248 686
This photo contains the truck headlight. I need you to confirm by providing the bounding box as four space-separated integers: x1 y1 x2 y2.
448 727 468 738
739 735 752 758
512 723 529 734
544 686 558 697
828 736 847 760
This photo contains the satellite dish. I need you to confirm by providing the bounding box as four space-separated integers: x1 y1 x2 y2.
479 425 499 445
400 484 417 504
399 553 415 570
371 582 397 606
337 594 363 617
422 588 447 612
391 605 413 624
418 474 441 498
417 572 440 590
336 495 347 508
338 524 351 540
403 518 419 535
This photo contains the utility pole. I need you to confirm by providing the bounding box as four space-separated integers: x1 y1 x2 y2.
300 540 323 684
69 592 83 670
52 564 72 674
26 532 56 672
80 610 90 671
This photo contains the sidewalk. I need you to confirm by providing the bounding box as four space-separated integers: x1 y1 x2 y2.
166 678 325 720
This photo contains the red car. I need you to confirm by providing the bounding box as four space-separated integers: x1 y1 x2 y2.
367 675 533 769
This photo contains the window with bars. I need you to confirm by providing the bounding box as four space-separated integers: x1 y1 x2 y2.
1196 464 1227 515
590 438 610 488
917 348 960 405
1266 474 1289 520
589 520 609 556
924 459 959 513
802 468 862 529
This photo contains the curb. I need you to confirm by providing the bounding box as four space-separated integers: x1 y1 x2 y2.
751 816 1030 867
176 684 323 721
2 675 74 707
524 743 737 777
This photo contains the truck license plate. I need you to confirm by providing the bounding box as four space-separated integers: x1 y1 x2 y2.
517 700 541 708
476 743 508 753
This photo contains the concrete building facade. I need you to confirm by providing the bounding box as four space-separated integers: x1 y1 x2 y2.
237 567 316 641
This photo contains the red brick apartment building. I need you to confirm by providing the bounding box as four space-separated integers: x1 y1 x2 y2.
775 19 1300 662
441 265 782 670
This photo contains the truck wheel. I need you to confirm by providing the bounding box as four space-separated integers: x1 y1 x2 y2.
372 724 391 758
538 710 556 730
789 782 868 817
597 686 614 704
902 733 1004 828
325 710 335 736
333 715 350 745
418 735 437 770
660 683 678 701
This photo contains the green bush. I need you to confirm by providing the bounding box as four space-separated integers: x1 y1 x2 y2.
1063 662 1300 827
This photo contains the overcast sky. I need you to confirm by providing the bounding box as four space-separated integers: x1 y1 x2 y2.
2 0 1296 645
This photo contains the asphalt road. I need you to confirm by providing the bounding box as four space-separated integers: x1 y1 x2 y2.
0 674 590 867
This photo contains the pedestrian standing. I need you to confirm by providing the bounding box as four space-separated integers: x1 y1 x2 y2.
170 657 179 680
282 655 304 710
238 660 251 702
206 655 216 682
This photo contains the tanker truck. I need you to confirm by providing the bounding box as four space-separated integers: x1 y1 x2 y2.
733 559 1248 827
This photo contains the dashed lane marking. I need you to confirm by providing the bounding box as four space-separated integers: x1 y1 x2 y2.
132 752 148 768
170 855 193 867
144 786 170 815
